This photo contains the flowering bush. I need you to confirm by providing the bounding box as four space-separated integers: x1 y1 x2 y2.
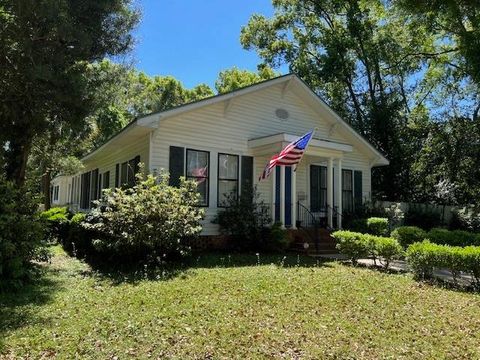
82 171 204 261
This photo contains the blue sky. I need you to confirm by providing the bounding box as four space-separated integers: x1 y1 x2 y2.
132 0 286 89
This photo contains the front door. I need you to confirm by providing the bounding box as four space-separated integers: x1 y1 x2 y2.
274 166 292 227
310 165 327 213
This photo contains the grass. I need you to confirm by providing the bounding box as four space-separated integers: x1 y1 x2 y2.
1 247 480 359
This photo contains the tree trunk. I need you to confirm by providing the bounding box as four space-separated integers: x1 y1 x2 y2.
4 137 31 186
43 169 52 210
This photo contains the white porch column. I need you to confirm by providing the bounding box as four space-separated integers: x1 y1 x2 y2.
280 165 286 228
291 168 297 229
336 159 343 229
327 157 334 228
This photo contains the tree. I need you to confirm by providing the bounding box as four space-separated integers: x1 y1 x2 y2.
215 66 278 93
411 117 480 205
86 60 215 148
240 0 439 201
0 0 139 186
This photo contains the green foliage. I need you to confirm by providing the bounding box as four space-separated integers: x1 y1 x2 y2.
215 66 278 93
214 187 273 251
0 177 46 289
345 218 369 233
404 206 442 230
427 228 480 247
366 217 389 236
0 0 140 185
451 207 480 233
333 230 402 269
391 226 427 249
82 172 204 261
241 0 435 201
406 241 480 288
332 231 369 265
39 207 70 242
370 235 404 270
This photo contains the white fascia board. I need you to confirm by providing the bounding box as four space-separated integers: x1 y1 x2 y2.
248 133 353 153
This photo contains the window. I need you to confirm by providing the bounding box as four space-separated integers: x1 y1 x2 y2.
342 169 353 213
218 153 239 207
186 149 209 206
80 171 91 209
53 185 59 201
120 156 140 187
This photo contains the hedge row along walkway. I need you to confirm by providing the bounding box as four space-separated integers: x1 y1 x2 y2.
317 254 475 288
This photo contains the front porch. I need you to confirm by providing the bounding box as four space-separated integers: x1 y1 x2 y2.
250 133 355 231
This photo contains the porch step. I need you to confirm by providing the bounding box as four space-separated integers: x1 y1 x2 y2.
287 227 339 255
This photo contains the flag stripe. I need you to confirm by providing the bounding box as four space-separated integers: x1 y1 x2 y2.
259 130 314 180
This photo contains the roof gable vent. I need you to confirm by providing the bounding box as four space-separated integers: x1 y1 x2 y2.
275 108 289 120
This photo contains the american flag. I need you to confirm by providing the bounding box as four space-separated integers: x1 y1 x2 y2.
259 130 314 181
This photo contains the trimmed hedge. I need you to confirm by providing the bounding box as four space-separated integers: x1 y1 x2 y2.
391 226 427 249
345 217 389 236
332 231 402 269
406 241 480 289
427 228 480 247
366 217 389 236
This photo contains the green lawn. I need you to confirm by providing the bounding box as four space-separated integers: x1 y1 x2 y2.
1 247 480 359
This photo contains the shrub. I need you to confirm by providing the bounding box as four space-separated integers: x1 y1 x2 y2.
0 178 46 289
451 207 480 233
370 236 403 270
391 226 427 249
63 212 95 258
345 218 368 233
366 217 389 236
39 207 70 242
406 241 480 289
427 228 480 247
405 241 439 279
404 207 442 230
82 172 204 262
214 186 272 251
332 231 369 265
261 222 289 253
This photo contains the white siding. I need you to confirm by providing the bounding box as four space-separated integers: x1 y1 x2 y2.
69 134 150 209
150 83 372 235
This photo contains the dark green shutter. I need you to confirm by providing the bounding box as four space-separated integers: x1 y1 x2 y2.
169 146 184 187
115 164 119 187
354 170 363 210
240 156 254 197
310 165 320 212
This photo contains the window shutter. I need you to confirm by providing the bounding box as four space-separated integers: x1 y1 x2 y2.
354 170 363 210
240 156 253 197
115 164 120 187
310 165 320 212
169 146 185 187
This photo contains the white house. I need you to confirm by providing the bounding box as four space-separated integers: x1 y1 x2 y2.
51 74 388 235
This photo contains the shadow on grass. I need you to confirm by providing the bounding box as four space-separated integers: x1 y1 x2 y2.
83 251 333 286
0 265 63 351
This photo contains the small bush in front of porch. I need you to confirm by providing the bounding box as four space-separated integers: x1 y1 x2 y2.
214 187 287 251
332 231 369 265
81 171 204 262
333 230 403 269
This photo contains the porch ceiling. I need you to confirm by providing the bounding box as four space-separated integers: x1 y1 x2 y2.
248 133 352 158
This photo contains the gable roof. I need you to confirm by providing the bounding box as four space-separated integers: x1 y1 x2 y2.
84 74 388 166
